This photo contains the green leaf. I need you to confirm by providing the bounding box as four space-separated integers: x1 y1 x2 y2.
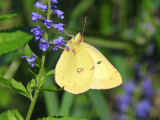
24 44 34 57
0 77 30 98
0 110 24 120
0 13 18 20
40 86 63 92
59 92 74 116
26 79 37 99
0 87 11 108
46 69 55 77
87 90 110 120
7 111 17 120
0 30 33 55
39 68 47 87
30 78 36 88
43 78 59 116
0 111 8 120
11 110 24 120
71 0 94 19
69 0 94 28
27 82 33 97
10 79 29 98
0 77 12 88
37 116 88 120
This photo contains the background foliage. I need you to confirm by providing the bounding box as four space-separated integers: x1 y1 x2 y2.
0 0 160 120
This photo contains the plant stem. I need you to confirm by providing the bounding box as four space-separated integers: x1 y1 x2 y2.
47 0 52 19
25 0 52 120
26 89 39 120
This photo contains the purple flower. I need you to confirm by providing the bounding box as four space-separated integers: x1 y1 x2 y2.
44 19 53 29
21 54 36 67
53 36 64 51
34 1 48 11
53 36 63 46
135 99 152 119
142 77 153 97
53 23 64 33
65 45 70 50
123 80 135 94
116 94 131 112
39 40 49 51
51 0 58 4
41 5 48 11
34 1 43 8
31 25 43 40
32 12 42 22
53 46 59 51
53 10 64 19
51 5 57 10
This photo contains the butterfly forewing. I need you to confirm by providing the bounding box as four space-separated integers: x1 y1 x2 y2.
55 42 94 94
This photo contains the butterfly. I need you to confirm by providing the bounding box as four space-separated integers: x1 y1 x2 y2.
55 33 122 94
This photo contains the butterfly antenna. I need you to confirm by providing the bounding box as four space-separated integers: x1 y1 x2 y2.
81 16 87 42
82 16 87 36
64 31 75 38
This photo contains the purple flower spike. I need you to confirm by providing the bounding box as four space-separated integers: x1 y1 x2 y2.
51 5 57 10
53 10 64 19
44 19 53 29
34 1 43 8
53 36 64 51
53 23 64 33
31 25 43 41
51 0 58 4
41 5 48 11
32 12 42 22
39 40 49 51
21 54 36 67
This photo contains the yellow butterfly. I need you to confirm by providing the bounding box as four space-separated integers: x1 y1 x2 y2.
55 33 122 94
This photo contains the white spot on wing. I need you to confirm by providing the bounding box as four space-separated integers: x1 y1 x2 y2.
77 68 84 73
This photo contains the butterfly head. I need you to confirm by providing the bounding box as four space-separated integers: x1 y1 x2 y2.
70 33 83 44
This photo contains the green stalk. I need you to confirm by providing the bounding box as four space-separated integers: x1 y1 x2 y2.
26 0 52 120
26 89 39 120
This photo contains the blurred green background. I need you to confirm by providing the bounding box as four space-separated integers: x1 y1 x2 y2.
0 0 160 120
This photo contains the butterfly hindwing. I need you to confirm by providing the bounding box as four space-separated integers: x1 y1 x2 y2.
82 43 122 89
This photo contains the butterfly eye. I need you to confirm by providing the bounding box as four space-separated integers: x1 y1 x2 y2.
97 61 102 64
77 68 84 73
